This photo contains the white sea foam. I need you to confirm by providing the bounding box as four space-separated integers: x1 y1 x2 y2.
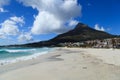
0 51 48 66
5 49 36 53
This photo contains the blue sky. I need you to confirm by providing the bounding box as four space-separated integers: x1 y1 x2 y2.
0 0 119 45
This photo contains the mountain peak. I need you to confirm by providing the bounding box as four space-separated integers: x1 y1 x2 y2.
75 23 88 29
50 23 115 42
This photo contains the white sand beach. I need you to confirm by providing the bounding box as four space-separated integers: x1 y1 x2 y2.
0 48 120 80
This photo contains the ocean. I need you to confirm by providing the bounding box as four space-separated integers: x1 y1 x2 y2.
0 47 53 65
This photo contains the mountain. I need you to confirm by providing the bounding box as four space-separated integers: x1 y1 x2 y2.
49 23 116 43
6 23 118 47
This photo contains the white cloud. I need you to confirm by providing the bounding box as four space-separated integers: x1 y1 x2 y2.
31 11 61 34
18 0 82 34
0 23 19 35
0 0 10 7
0 30 6 39
0 8 8 12
0 0 10 13
68 20 79 27
10 16 24 24
18 33 33 42
0 16 24 38
94 24 105 31
10 16 25 26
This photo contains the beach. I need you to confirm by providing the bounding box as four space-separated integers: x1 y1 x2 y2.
0 48 120 80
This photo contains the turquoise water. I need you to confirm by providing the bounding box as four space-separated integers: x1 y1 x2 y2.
0 47 53 65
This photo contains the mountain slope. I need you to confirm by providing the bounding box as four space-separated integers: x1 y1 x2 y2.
7 23 118 47
50 23 115 43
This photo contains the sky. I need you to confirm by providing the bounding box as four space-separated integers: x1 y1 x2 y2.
0 0 120 45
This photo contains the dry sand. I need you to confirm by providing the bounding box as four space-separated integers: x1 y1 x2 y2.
0 48 120 80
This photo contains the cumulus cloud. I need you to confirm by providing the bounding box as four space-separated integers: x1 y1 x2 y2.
18 33 33 42
31 11 61 34
0 16 24 38
94 24 105 31
18 0 82 34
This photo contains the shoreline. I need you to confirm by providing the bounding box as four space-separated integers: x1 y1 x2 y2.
0 48 120 80
0 48 58 74
0 47 55 66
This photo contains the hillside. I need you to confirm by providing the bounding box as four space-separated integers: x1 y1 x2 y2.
50 23 116 43
5 23 118 47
